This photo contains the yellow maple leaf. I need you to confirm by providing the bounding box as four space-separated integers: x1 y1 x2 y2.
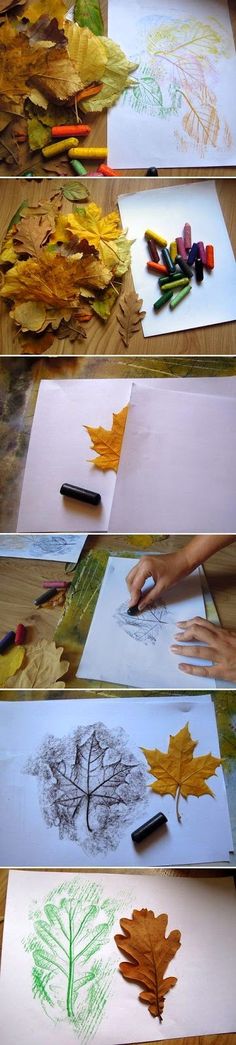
0 644 25 687
53 204 132 275
85 404 129 471
142 722 221 822
7 639 69 688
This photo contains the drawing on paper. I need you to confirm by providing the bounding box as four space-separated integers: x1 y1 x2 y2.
25 723 147 852
122 16 233 156
114 598 169 646
24 878 121 1039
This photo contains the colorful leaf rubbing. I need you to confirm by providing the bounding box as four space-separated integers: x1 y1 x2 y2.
85 404 129 471
117 290 146 346
24 878 119 1035
115 908 181 1021
142 722 222 822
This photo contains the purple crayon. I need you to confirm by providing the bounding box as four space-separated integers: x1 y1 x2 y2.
198 241 206 265
176 236 188 260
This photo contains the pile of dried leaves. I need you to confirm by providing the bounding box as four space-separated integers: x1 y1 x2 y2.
0 0 138 175
0 183 133 350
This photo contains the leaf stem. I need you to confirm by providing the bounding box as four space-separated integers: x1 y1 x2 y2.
176 786 182 823
66 909 75 1021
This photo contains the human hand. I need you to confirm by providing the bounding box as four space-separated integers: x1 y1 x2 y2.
171 616 236 681
126 551 189 612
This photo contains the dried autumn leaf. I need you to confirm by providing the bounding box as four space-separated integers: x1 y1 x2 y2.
74 0 104 37
13 214 52 257
85 404 128 471
142 722 221 823
117 290 146 346
8 639 69 688
65 21 107 84
54 203 132 275
29 48 83 104
1 251 111 315
62 181 90 203
0 644 25 687
24 0 70 28
82 36 138 111
115 908 181 1021
0 0 24 12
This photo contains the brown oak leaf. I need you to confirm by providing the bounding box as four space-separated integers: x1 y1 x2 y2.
115 908 181 1021
142 722 221 822
117 290 146 347
13 214 53 257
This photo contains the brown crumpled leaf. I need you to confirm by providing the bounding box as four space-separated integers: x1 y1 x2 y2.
142 723 222 823
13 213 52 257
1 251 112 331
117 290 146 346
115 908 181 1021
7 638 69 688
85 404 129 471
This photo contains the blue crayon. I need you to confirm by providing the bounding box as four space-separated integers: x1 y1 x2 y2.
0 630 15 653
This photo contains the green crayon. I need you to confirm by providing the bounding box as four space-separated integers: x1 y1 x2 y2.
170 284 192 309
154 290 174 312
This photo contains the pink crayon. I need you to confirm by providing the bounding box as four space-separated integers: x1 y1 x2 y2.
42 580 70 589
197 241 206 265
183 223 192 250
176 236 188 260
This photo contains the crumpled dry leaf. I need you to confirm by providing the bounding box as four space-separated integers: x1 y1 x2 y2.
142 722 222 823
115 908 181 1021
82 35 138 111
1 250 111 308
0 644 25 686
29 47 83 103
117 290 146 346
85 404 129 471
8 638 69 688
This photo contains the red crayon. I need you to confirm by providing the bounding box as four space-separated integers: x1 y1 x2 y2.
51 125 91 138
147 260 168 275
15 623 27 645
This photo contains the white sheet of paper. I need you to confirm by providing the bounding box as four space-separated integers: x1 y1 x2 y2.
0 695 232 866
110 383 236 532
0 871 236 1044
118 181 236 337
16 377 236 533
108 0 236 169
77 556 215 689
0 534 87 562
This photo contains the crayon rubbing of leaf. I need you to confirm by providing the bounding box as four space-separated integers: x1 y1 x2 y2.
142 723 221 823
25 723 145 851
117 291 146 347
115 908 181 1021
24 877 119 1037
85 404 128 471
74 0 104 37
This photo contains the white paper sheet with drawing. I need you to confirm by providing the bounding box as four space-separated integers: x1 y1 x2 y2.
0 534 87 562
77 556 215 689
0 870 235 1045
108 0 236 168
118 181 236 338
110 384 236 533
0 695 232 867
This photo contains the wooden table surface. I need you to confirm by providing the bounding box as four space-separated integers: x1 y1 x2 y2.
0 0 235 178
0 535 236 687
0 176 235 356
0 869 235 1045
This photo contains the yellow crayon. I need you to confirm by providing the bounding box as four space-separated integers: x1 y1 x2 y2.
68 147 108 159
145 228 167 247
42 138 78 157
169 240 177 261
161 277 189 292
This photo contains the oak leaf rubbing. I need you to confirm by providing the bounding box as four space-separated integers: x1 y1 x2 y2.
115 908 181 1021
142 722 221 822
